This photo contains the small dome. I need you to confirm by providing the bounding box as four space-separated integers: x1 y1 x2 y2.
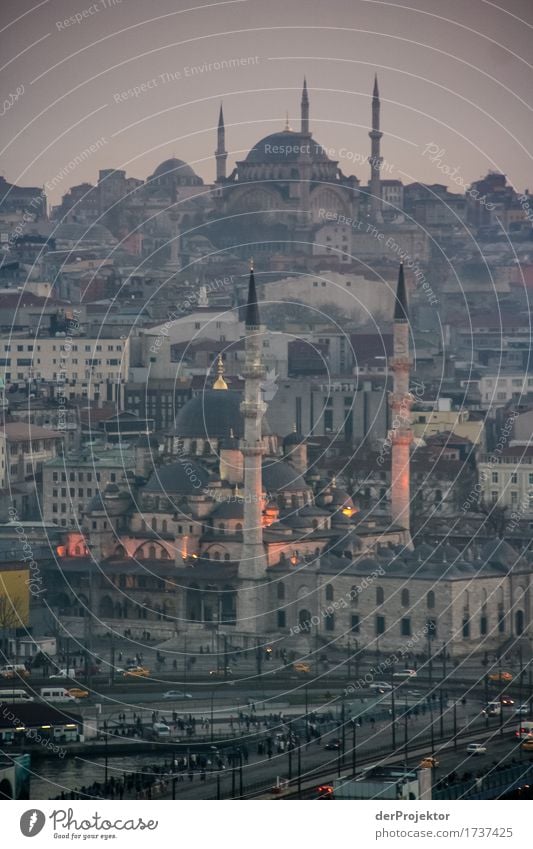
150 157 203 185
144 460 210 495
283 429 305 447
173 390 270 440
262 459 311 493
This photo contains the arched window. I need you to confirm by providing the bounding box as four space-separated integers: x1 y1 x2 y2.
162 520 167 533
151 517 157 531
161 548 170 560
214 551 221 561
401 588 410 608
376 586 384 605
298 610 312 632
350 586 359 606
325 584 334 601
224 553 230 561
218 523 225 534
235 523 243 532
427 590 435 609
277 582 285 600
148 545 156 559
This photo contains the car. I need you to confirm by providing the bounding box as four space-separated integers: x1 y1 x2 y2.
293 662 311 674
67 687 89 699
369 681 393 692
393 669 417 680
500 696 515 706
123 666 150 679
520 738 533 752
162 690 192 699
0 664 29 679
324 738 341 751
419 755 439 769
488 671 513 683
209 667 232 677
316 784 334 798
466 743 487 755
515 704 529 716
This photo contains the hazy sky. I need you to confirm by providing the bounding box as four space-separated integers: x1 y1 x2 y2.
1 0 532 203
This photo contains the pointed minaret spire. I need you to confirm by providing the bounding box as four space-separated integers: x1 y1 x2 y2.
284 111 291 132
245 260 260 328
394 262 409 322
389 262 413 546
215 102 227 183
368 73 383 221
301 76 310 134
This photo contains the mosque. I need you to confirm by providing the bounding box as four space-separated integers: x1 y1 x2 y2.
52 264 532 659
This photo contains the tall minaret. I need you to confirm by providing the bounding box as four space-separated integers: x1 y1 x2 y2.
301 77 310 134
215 103 227 183
238 263 268 632
390 264 412 544
368 74 383 221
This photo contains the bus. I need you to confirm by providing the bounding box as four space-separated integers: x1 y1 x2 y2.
515 721 533 740
0 689 34 703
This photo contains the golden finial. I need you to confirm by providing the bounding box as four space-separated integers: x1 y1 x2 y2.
213 353 228 390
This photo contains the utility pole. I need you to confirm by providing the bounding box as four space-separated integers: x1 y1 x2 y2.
351 718 357 777
391 663 396 748
453 701 457 751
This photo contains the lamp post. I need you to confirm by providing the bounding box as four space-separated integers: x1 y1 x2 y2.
390 663 397 749
210 688 215 743
351 718 357 777
305 686 310 742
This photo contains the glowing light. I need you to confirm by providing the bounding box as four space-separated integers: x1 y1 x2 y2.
290 551 298 565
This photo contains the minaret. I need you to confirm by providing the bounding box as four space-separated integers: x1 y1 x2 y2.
238 263 268 633
390 264 412 544
301 77 310 134
368 74 383 221
215 103 227 183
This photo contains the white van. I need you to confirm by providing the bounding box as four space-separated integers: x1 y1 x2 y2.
0 689 34 703
40 687 76 704
152 722 171 739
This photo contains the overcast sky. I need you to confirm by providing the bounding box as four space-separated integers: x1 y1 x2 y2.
1 0 532 203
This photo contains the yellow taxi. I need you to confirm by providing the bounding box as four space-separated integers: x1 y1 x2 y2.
67 687 89 699
293 662 311 674
487 671 513 683
123 666 150 679
520 738 533 752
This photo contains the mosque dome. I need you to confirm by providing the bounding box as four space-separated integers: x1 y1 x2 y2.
172 390 271 440
150 157 203 186
244 130 332 165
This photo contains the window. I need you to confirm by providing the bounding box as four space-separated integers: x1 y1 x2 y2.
351 614 360 633
511 472 518 484
401 588 410 607
427 590 435 609
480 614 488 636
491 471 499 484
400 618 411 637
462 617 470 639
497 604 505 633
277 582 285 600
376 615 386 635
325 584 334 601
376 586 384 605
325 612 335 632
277 610 286 628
